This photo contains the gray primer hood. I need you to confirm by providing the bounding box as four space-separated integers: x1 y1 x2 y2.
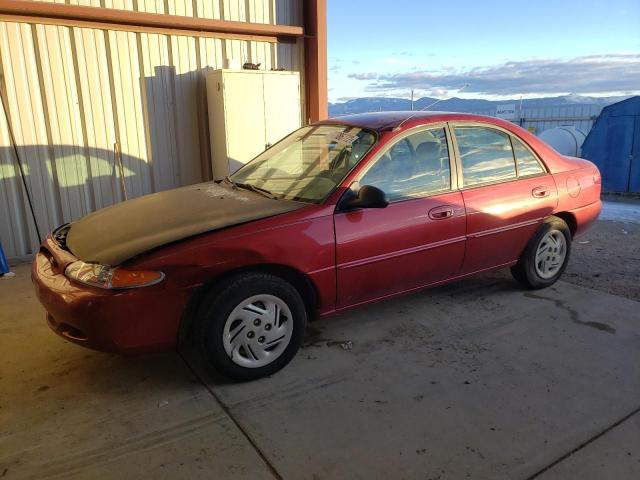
66 182 304 265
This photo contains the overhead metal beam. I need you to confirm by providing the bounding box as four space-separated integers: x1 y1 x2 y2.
0 0 304 41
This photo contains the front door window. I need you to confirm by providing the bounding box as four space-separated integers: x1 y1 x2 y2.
360 128 451 200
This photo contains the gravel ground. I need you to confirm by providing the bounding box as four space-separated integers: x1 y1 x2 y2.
563 213 640 302
488 198 640 302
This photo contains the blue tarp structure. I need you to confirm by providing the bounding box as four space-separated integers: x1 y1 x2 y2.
582 96 640 193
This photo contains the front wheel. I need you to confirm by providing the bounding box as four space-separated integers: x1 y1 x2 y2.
195 273 307 381
511 216 571 289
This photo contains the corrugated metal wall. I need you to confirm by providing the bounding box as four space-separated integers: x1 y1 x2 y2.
518 105 603 134
0 0 304 260
471 105 603 134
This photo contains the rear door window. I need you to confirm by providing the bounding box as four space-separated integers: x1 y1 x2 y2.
454 127 517 187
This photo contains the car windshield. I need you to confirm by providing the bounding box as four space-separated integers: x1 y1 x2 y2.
229 124 377 203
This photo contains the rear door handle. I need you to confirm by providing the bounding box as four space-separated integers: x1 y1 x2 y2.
532 186 550 198
428 206 454 220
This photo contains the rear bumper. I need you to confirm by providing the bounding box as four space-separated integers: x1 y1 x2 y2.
32 238 186 353
570 200 602 237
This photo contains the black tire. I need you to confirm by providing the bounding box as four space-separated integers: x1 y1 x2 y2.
195 272 307 381
511 216 572 289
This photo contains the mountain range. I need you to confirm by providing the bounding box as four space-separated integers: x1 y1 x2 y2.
328 94 631 116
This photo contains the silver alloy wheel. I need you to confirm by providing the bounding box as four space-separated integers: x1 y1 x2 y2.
222 294 293 369
534 230 567 280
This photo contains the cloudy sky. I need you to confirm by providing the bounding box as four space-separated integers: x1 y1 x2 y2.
327 0 640 103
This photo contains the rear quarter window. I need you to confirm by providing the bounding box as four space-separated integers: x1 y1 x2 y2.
512 137 546 176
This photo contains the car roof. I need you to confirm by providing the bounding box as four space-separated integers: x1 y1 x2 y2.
316 110 580 175
317 111 515 132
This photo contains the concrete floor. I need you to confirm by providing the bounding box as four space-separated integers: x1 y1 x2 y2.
2 220 639 479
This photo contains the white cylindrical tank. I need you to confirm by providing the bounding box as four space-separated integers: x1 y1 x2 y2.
538 126 587 157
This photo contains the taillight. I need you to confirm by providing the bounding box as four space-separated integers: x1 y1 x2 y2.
64 261 164 289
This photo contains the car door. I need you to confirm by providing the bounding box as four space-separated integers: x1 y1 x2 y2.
451 124 558 274
334 126 466 308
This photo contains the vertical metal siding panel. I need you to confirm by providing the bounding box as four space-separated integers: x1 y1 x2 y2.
36 24 92 222
275 0 302 72
68 0 103 6
71 26 119 210
134 0 177 192
197 37 223 181
3 24 23 256
257 1 275 69
167 0 192 17
276 39 301 70
0 22 57 256
169 34 203 185
248 0 258 65
104 1 154 197
200 37 224 68
33 25 64 221
107 29 153 198
139 32 179 192
105 0 135 11
223 0 246 65
196 0 219 20
246 0 274 68
136 0 165 14
0 82 29 259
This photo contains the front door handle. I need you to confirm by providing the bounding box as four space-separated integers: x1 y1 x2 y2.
428 206 454 220
532 186 550 198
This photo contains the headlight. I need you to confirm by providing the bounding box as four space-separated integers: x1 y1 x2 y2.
64 261 164 289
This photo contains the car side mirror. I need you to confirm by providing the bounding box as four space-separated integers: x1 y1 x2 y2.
339 185 389 211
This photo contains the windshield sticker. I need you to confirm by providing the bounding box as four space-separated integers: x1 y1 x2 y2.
326 131 358 146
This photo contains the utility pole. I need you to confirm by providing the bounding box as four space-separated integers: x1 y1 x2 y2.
411 89 415 111
518 95 524 126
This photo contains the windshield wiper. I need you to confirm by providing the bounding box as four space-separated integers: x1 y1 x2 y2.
224 177 280 200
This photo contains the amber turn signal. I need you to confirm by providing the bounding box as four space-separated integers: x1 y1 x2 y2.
110 269 165 289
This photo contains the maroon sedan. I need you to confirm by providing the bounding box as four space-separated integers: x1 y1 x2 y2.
33 112 601 380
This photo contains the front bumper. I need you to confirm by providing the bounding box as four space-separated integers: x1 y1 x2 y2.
31 237 186 353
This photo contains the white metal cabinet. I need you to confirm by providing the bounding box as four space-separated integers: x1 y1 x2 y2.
206 69 301 179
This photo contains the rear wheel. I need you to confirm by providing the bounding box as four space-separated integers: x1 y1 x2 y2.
195 273 307 381
511 216 571 289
